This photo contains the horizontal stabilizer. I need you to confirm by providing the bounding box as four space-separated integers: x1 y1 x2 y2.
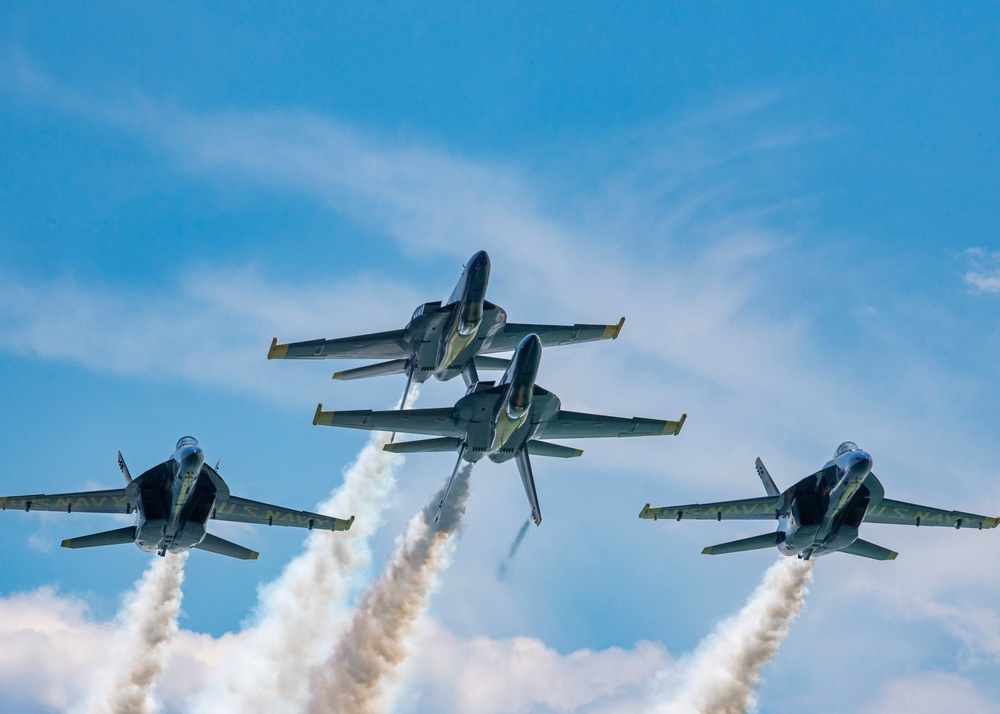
193 533 259 560
61 526 136 550
527 440 583 458
333 359 409 381
473 355 511 371
702 531 784 555
384 437 462 454
840 538 897 560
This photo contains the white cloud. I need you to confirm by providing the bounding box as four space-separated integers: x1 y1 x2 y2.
0 266 422 404
0 588 674 714
859 672 999 714
397 618 672 714
963 248 1000 294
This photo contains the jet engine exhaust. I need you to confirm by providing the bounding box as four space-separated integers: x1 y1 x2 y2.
83 551 188 714
655 557 814 714
190 389 419 714
306 463 474 714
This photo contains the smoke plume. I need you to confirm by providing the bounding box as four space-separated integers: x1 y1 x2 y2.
656 557 814 714
496 517 531 579
192 390 417 714
83 551 189 714
307 463 474 714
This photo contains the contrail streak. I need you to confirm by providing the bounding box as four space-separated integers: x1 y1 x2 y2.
84 551 188 714
307 463 474 714
656 557 814 714
496 517 531 579
192 390 417 714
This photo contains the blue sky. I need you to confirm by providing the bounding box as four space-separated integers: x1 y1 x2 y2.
1 3 999 712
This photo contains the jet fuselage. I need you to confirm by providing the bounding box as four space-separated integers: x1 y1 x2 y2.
435 249 491 376
778 444 880 559
134 436 219 555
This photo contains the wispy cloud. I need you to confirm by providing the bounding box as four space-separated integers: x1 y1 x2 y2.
0 265 421 404
963 248 1000 294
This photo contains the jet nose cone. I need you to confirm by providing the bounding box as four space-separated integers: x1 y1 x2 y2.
519 332 542 358
850 451 873 474
469 250 491 282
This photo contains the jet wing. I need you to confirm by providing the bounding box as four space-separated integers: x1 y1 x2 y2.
212 495 354 531
536 410 686 439
864 498 998 529
312 404 465 438
482 318 625 353
268 330 409 360
640 497 787 521
0 487 135 514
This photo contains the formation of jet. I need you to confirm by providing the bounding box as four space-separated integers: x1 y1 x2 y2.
267 250 625 407
313 333 686 526
7 250 995 572
0 437 353 559
640 442 998 560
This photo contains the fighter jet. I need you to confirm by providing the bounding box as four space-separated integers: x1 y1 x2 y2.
314 333 686 526
0 436 353 559
267 250 625 407
640 442 998 560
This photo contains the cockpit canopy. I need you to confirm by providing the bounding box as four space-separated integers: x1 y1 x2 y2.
834 441 859 458
176 436 199 450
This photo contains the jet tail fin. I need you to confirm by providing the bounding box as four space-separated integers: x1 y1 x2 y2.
61 526 136 550
755 457 780 497
435 445 469 524
840 538 898 560
118 451 132 484
515 448 542 526
193 534 259 560
702 531 784 555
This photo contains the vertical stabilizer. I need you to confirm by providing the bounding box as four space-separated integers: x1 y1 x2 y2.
434 444 469 523
118 451 132 484
515 447 542 526
755 457 780 497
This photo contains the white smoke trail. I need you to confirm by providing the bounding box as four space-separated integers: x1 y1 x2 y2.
193 390 417 714
83 551 189 714
307 463 474 714
655 557 814 714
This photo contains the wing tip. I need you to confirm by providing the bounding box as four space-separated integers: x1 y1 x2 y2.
701 546 714 555
313 403 331 426
639 502 651 518
611 316 625 339
60 539 71 549
668 413 688 435
248 550 260 560
268 337 289 360
887 550 898 560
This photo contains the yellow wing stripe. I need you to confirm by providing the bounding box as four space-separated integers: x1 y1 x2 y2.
268 337 289 360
